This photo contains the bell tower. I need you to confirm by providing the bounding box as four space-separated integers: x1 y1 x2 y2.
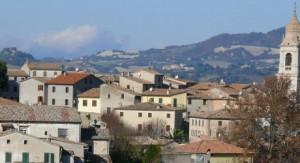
278 8 300 92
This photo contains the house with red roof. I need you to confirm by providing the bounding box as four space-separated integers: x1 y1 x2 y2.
161 139 254 163
46 72 102 107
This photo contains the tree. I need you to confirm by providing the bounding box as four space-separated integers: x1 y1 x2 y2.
170 129 188 143
0 60 8 89
101 112 141 163
225 76 300 162
142 118 167 139
141 144 161 163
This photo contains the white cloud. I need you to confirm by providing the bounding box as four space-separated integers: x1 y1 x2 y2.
33 25 97 53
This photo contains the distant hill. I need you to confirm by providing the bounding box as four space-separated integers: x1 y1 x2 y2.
0 27 285 83
0 47 36 66
59 27 284 83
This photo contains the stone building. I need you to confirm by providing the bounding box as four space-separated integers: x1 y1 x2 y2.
21 60 62 78
77 88 101 113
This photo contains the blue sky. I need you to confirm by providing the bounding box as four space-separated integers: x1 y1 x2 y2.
0 0 295 58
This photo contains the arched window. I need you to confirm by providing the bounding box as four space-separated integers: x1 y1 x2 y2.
285 53 292 66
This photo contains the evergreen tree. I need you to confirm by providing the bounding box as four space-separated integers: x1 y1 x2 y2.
0 60 8 89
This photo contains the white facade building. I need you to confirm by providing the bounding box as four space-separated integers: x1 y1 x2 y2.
77 88 101 113
278 11 300 92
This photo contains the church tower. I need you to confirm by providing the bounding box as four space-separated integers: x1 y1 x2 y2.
278 9 300 92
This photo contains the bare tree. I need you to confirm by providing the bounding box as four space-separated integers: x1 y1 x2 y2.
225 76 300 162
141 118 167 139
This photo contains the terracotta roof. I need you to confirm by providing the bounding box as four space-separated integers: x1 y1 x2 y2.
0 104 81 123
108 84 140 95
33 77 51 83
122 76 153 84
135 68 161 75
190 109 243 120
229 83 251 91
78 88 100 98
114 102 183 111
0 98 21 106
46 72 90 85
164 139 250 154
27 62 62 70
164 76 195 85
142 88 186 96
189 82 217 90
7 69 28 77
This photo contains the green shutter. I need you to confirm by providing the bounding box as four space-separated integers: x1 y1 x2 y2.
50 153 54 163
22 152 29 163
5 152 12 163
44 153 49 163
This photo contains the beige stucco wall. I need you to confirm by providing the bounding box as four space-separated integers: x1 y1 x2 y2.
142 93 187 108
93 140 110 156
78 97 101 113
0 133 61 163
189 117 232 140
114 109 182 133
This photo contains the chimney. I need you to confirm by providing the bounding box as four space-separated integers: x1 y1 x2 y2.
75 68 80 72
63 71 67 76
175 75 179 79
167 89 170 95
149 87 153 91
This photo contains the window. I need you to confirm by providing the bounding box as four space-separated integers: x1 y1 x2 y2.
13 87 17 92
202 120 204 127
6 139 10 144
38 85 43 91
188 98 192 105
127 85 130 89
24 140 28 144
107 94 111 99
120 112 124 117
44 131 48 135
147 124 152 130
195 120 197 126
65 99 69 106
198 120 201 126
192 119 194 126
159 98 163 104
218 121 222 126
33 71 36 77
148 113 152 118
166 125 170 131
38 96 43 103
149 98 154 102
43 71 47 77
58 128 68 138
52 99 55 105
138 112 142 117
173 98 177 107
285 53 292 66
52 86 56 92
22 152 29 163
121 94 124 99
44 153 55 163
54 72 57 76
92 100 97 107
65 87 69 93
5 152 12 163
107 107 111 113
203 99 207 105
83 100 87 106
166 113 171 118
138 124 142 131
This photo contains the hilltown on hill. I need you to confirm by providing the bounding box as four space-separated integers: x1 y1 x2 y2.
0 12 299 163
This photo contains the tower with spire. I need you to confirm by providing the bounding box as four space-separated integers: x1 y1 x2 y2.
278 7 300 92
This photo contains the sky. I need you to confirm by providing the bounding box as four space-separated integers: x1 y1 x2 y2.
0 0 296 58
